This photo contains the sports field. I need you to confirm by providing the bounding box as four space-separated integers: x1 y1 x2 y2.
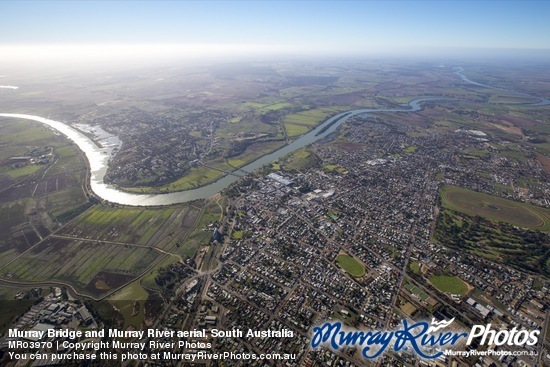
336 254 366 277
404 283 430 301
429 275 468 296
441 186 550 230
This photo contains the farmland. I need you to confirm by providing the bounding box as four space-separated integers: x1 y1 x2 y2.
60 205 176 246
1 200 213 299
283 108 342 137
0 116 216 302
0 117 89 268
5 237 159 297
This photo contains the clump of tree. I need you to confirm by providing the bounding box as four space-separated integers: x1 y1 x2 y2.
435 210 550 276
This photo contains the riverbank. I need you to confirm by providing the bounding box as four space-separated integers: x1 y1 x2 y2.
1 67 546 206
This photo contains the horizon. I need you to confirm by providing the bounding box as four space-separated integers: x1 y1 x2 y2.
1 43 549 74
1 0 549 69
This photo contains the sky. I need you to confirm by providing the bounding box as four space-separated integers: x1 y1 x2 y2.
1 0 549 61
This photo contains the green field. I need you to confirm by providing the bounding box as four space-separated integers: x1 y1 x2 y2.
429 275 468 295
500 150 529 162
0 121 55 145
0 201 206 298
435 209 549 277
5 165 42 179
5 241 161 297
232 229 244 240
441 186 550 230
404 283 430 301
62 205 177 245
108 281 149 329
409 261 420 274
282 149 320 171
284 123 309 137
489 94 539 104
324 164 347 174
0 287 38 333
400 302 417 316
0 117 91 272
54 145 79 158
283 108 339 137
123 139 285 191
336 254 366 277
242 101 293 112
283 109 332 125
124 165 224 192
226 140 286 168
173 199 222 261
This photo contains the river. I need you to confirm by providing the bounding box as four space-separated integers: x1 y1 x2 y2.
0 68 547 206
454 67 550 106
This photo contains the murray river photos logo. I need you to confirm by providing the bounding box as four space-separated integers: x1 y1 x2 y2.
310 318 540 360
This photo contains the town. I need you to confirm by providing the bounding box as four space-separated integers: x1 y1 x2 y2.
0 59 548 367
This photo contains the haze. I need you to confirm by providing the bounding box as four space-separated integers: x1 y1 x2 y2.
1 0 549 72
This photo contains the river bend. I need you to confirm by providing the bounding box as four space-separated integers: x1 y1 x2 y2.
1 68 547 206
